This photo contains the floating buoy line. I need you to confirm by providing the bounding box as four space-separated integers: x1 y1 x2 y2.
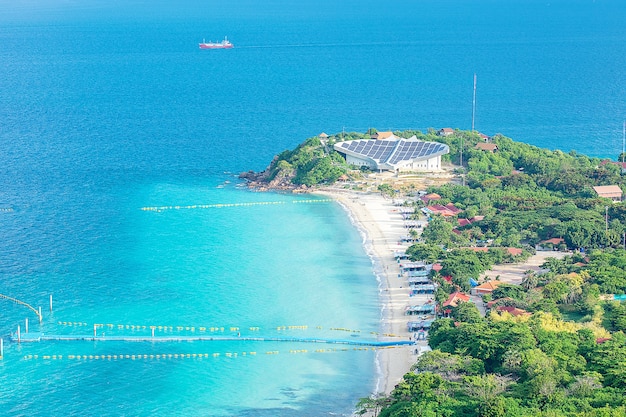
0 293 42 321
22 345 392 362
55 321 400 338
140 199 333 212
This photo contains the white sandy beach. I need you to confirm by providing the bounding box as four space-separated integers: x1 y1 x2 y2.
316 186 567 401
315 188 423 394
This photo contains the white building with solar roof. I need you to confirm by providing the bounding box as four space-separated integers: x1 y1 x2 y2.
333 134 449 172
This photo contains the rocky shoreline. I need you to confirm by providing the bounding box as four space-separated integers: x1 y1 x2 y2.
238 169 311 193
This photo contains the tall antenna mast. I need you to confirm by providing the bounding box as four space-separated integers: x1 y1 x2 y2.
471 73 477 132
622 120 625 163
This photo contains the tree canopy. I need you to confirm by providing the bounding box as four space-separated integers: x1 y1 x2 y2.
334 128 626 417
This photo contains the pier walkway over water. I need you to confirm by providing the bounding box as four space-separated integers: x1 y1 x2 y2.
14 332 413 347
4 300 415 361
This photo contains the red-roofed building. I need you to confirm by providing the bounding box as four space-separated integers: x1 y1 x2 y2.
371 131 397 140
442 292 470 313
543 237 565 245
443 292 470 307
445 203 462 215
593 185 623 202
600 159 626 173
458 218 472 227
472 280 505 295
424 205 452 216
455 216 485 235
486 297 514 309
427 204 448 212
432 263 443 272
423 203 462 217
536 237 565 251
475 143 498 152
420 193 441 204
438 128 454 137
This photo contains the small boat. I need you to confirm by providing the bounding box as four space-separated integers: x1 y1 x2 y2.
199 37 233 49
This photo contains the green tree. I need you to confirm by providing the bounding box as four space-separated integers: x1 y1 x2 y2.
604 301 626 332
427 318 457 353
421 216 454 247
521 271 540 290
452 302 484 324
478 397 508 417
406 243 444 263
464 374 509 400
378 184 396 198
412 350 485 378
391 372 446 403
491 284 526 301
441 249 488 281
355 393 388 416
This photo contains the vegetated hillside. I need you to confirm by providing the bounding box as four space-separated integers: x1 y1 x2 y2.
245 127 625 192
240 133 363 189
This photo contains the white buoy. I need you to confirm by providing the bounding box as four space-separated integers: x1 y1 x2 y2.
38 307 42 323
25 318 29 333
49 294 53 312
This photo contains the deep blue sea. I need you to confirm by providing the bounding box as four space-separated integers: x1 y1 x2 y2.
0 0 624 415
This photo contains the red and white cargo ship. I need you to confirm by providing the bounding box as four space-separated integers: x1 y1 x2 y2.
199 37 233 49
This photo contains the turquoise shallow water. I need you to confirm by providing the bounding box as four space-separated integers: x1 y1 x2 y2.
0 0 624 415
0 182 380 416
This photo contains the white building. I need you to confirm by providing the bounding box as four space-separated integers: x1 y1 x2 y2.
333 135 449 172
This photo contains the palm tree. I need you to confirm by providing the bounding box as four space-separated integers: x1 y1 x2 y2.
355 393 388 416
521 270 539 290
563 285 583 304
541 257 568 275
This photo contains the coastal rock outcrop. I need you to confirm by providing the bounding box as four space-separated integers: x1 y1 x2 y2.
239 157 301 192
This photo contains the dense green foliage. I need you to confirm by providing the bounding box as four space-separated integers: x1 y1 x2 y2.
267 131 387 186
372 320 626 417
364 289 626 416
412 129 625 251
346 128 626 417
267 136 350 186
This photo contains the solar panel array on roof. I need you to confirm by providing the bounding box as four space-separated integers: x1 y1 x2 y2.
387 141 448 165
339 140 395 162
335 137 449 169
